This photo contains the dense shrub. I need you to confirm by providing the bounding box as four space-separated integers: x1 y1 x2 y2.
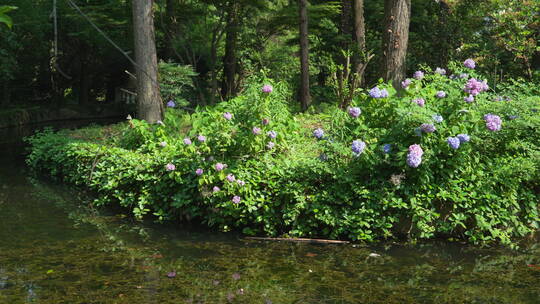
26 65 540 245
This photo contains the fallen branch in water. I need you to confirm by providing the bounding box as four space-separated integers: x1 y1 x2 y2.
243 237 349 244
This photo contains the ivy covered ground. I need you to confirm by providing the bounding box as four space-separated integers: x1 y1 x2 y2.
27 61 540 246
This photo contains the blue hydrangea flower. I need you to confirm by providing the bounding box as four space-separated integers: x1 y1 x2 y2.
420 123 436 133
436 91 446 98
464 95 475 103
348 107 361 118
267 131 277 139
313 128 324 139
457 134 470 143
369 87 389 98
464 59 476 69
432 114 444 123
413 71 424 80
447 137 460 149
435 67 446 75
166 100 176 108
352 140 366 155
383 144 392 154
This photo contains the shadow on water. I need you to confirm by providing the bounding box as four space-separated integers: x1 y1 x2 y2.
0 121 539 303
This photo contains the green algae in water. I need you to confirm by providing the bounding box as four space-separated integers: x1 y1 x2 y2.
0 161 539 303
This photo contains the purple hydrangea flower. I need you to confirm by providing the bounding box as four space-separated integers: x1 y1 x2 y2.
464 78 489 96
436 91 446 98
223 112 233 120
236 180 246 186
369 87 389 98
165 163 176 171
383 144 392 154
159 141 167 147
262 118 270 125
401 78 412 88
232 196 241 204
267 131 277 139
432 114 444 123
420 123 436 133
406 144 423 168
212 186 220 193
262 84 273 93
313 128 324 139
464 59 476 69
215 163 226 171
464 95 475 103
435 67 446 75
197 135 206 142
226 174 236 182
484 114 502 131
412 98 425 107
457 134 470 143
414 127 423 137
413 71 424 80
195 168 204 176
267 141 275 149
447 137 461 149
352 140 366 155
348 107 361 118
166 100 176 108
252 127 261 135
183 138 192 145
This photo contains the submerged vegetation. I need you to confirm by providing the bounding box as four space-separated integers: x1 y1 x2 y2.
26 61 540 246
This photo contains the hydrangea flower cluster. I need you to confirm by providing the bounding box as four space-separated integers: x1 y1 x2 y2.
463 59 476 69
226 174 236 182
267 131 277 139
197 135 206 142
313 128 324 139
267 142 275 149
464 95 475 103
401 78 412 88
406 144 423 168
165 163 176 171
464 78 489 96
262 84 273 93
262 118 270 125
457 134 470 143
183 138 192 145
369 87 389 98
223 112 233 120
195 168 204 176
447 137 461 150
348 107 361 118
413 71 424 80
435 67 446 75
159 141 167 147
252 127 261 135
420 123 436 133
166 100 176 108
432 114 444 123
232 196 241 204
215 163 226 171
484 114 502 131
383 144 392 154
412 98 425 107
212 186 220 193
351 140 366 155
436 91 446 98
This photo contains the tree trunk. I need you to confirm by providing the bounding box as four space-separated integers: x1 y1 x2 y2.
221 1 239 100
132 0 163 123
353 0 366 84
381 0 411 89
298 0 311 112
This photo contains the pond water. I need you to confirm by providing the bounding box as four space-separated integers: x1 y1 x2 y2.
0 124 539 303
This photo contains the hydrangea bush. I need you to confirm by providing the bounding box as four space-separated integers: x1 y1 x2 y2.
26 64 540 246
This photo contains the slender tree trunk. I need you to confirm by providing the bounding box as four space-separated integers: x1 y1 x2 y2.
221 1 239 99
353 0 366 84
381 0 411 89
132 0 163 122
298 0 311 111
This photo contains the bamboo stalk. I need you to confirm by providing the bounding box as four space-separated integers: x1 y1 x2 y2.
243 237 349 244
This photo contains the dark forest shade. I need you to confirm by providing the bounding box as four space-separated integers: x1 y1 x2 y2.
132 0 163 122
381 0 411 89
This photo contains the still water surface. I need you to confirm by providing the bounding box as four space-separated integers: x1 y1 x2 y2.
0 125 539 304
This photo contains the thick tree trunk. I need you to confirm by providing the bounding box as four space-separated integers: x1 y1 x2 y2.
132 0 163 122
221 2 239 99
298 0 311 112
381 0 411 89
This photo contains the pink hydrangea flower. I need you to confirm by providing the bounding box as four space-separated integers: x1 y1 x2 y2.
262 84 273 93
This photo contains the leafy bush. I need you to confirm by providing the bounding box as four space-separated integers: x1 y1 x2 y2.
26 66 540 245
158 61 198 108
